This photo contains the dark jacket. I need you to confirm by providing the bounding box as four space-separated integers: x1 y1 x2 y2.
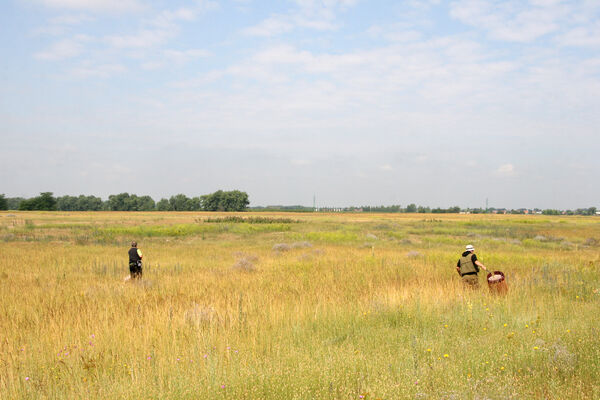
129 247 141 264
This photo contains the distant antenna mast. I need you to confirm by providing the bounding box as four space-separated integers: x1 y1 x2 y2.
486 198 489 213
313 195 316 212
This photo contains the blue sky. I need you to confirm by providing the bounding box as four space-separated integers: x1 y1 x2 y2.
1 0 599 208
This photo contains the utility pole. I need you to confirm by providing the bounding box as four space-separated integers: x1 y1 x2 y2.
486 198 489 213
313 194 316 212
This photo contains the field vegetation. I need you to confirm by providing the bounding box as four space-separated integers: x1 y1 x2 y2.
0 211 599 399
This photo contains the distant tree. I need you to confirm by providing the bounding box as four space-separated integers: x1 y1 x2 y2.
359 205 402 213
136 195 156 211
108 193 131 211
405 203 417 213
19 192 57 211
57 195 78 211
6 197 24 210
201 191 220 211
225 190 249 211
573 207 597 216
81 195 104 211
156 198 171 211
39 192 58 210
202 190 249 211
189 197 203 211
169 194 192 211
542 209 560 215
124 194 140 211
107 193 156 211
431 207 460 213
0 194 7 210
250 205 313 212
417 206 430 213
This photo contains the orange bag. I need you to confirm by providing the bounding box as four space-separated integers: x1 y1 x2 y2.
487 271 508 294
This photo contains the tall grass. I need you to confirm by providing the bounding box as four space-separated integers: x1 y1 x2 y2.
0 211 598 399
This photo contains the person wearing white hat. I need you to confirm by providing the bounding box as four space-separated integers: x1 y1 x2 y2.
456 244 489 287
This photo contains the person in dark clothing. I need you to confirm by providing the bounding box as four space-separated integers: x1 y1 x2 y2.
456 244 489 287
128 241 143 279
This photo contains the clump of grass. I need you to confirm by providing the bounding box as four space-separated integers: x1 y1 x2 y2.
548 342 577 374
406 251 422 258
185 304 217 327
291 241 312 249
273 243 292 252
232 256 258 272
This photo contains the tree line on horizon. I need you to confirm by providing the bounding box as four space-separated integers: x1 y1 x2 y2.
351 204 597 215
0 193 597 215
0 191 249 212
252 203 598 215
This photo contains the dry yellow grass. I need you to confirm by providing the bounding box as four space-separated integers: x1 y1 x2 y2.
1 211 599 399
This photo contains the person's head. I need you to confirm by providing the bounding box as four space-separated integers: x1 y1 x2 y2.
131 241 137 248
465 244 475 253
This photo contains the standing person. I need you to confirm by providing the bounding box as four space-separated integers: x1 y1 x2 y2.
128 241 143 279
456 244 489 287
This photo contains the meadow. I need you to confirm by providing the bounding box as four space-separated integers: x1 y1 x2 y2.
0 211 598 399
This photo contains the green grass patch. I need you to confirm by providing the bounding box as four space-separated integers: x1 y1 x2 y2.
203 216 301 224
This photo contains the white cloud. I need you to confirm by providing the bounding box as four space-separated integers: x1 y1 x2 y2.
164 49 211 60
449 0 565 42
557 25 600 47
105 3 216 49
49 14 93 25
33 0 143 13
149 5 213 28
70 63 126 78
243 13 338 37
34 36 89 60
244 16 295 37
244 0 358 36
105 29 174 49
495 164 516 176
32 13 94 36
141 48 211 70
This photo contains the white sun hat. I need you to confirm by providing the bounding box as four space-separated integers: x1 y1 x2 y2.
465 244 475 251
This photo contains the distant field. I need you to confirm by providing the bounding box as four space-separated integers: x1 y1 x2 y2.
1 211 599 399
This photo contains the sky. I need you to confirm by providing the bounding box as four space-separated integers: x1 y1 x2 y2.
1 0 599 209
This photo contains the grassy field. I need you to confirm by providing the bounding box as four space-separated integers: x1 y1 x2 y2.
0 211 599 399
